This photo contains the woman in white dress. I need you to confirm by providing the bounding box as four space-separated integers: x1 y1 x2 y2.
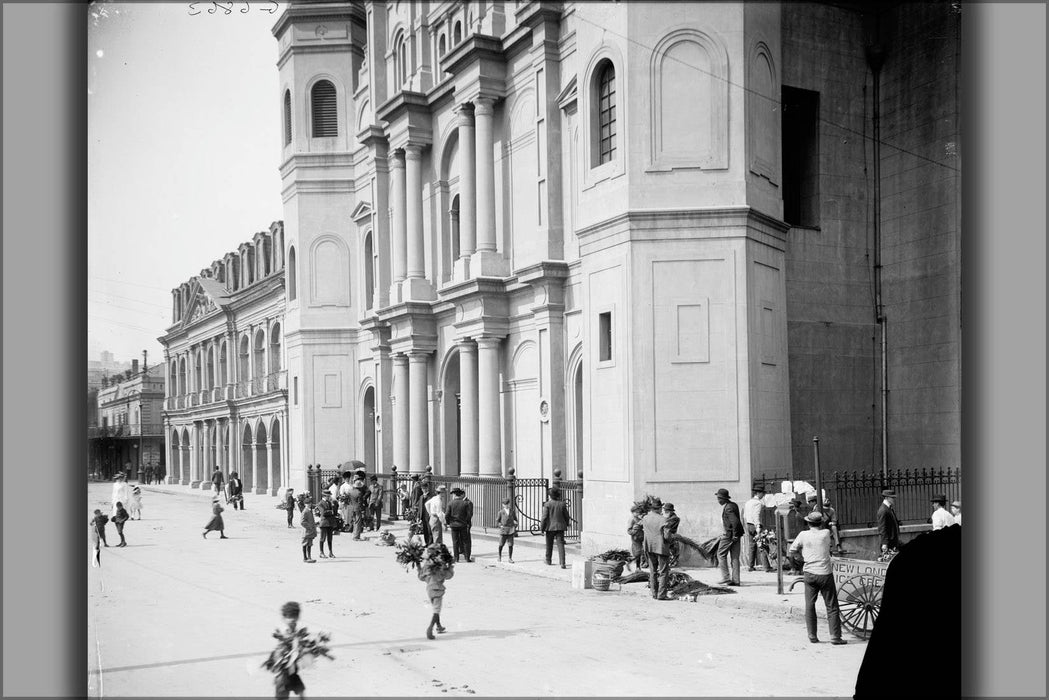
111 474 131 518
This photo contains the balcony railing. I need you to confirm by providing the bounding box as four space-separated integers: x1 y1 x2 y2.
88 423 165 439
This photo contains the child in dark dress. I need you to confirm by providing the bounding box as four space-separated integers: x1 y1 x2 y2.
112 502 130 547
203 497 228 539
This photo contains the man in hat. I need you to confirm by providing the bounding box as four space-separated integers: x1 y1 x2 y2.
446 488 474 562
930 494 955 530
425 485 448 545
715 488 744 586
661 502 681 567
950 500 961 526
641 497 671 599
789 511 846 645
743 485 773 572
876 489 900 553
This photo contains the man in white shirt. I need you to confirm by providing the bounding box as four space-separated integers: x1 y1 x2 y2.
789 512 846 645
425 485 448 544
742 485 773 573
950 500 962 525
930 494 955 530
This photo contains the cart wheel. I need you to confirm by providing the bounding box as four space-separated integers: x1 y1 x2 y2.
837 574 884 640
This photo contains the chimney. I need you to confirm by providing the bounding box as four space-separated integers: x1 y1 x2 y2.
132 359 139 375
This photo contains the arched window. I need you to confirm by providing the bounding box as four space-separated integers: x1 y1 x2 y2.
453 21 462 45
438 34 447 58
397 36 408 85
311 80 337 137
288 246 297 301
595 61 617 165
283 89 292 145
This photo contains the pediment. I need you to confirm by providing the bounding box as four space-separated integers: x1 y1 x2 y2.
556 75 577 111
351 200 373 223
180 278 228 329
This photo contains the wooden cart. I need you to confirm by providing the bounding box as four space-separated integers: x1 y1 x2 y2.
830 555 892 639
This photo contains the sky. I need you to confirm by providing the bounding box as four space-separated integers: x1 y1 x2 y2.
87 2 288 364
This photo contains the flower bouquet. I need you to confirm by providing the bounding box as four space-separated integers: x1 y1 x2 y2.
261 626 333 677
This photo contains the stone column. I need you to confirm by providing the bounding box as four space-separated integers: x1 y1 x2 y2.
477 336 502 475
408 352 430 471
471 98 508 276
405 144 424 280
390 150 408 296
458 339 479 475
229 416 240 480
456 104 476 279
393 354 410 471
203 422 212 474
402 145 435 300
475 98 496 252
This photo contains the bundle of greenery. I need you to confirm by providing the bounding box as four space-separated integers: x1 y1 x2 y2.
418 542 455 576
594 548 633 562
395 539 427 570
630 494 662 516
375 529 397 546
261 625 333 677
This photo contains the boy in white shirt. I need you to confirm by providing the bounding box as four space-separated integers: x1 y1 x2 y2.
789 512 846 645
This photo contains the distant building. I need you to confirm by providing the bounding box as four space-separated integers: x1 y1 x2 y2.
159 224 289 493
87 350 132 390
89 360 166 479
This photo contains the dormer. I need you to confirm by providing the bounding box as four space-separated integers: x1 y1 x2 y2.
223 252 240 291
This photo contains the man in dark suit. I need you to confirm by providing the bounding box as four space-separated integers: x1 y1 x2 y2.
446 487 474 562
716 488 744 585
540 487 571 568
876 489 900 553
641 497 671 600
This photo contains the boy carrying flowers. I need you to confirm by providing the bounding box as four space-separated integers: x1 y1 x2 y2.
396 540 456 640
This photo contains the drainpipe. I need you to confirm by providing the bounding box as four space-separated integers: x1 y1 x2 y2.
866 39 888 478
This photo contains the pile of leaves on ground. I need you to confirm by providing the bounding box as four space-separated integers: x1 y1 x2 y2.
614 569 736 600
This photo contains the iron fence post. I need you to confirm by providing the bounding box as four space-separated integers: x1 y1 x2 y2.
813 436 823 517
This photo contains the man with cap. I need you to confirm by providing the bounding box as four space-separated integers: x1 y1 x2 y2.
789 511 846 645
743 485 773 572
641 497 672 599
950 500 961 526
930 494 955 530
425 485 448 545
715 488 744 586
445 487 474 562
876 489 901 553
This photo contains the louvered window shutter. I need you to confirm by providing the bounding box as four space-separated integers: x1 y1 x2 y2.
311 81 337 137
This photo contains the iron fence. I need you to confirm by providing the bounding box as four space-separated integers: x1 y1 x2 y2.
303 466 582 541
754 467 961 530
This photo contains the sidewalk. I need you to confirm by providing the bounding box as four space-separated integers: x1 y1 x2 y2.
141 481 824 622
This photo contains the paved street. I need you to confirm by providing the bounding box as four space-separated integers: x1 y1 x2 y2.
87 482 866 697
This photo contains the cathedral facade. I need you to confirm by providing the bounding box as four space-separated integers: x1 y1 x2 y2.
165 1 961 552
